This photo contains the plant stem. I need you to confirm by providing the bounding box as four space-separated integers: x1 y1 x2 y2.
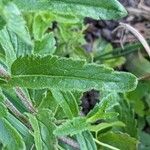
5 98 23 118
15 87 36 113
58 136 80 150
0 66 10 79
94 138 120 150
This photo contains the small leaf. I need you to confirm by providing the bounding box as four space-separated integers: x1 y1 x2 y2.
89 121 125 132
76 131 97 150
34 33 56 55
32 12 53 40
1 2 32 44
13 0 127 20
87 93 119 122
54 117 89 136
6 55 137 92
51 89 79 119
0 27 33 67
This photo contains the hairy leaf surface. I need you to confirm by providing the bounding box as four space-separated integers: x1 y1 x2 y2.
54 117 89 136
76 131 97 150
13 0 127 20
7 55 138 92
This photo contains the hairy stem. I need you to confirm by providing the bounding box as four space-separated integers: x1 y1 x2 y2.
58 136 80 150
15 87 36 113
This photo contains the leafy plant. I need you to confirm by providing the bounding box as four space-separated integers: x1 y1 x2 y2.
0 0 140 150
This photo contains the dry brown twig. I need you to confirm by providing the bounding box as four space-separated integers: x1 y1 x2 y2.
127 7 150 20
113 22 150 57
138 0 150 13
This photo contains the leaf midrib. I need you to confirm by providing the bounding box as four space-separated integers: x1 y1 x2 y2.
11 74 124 83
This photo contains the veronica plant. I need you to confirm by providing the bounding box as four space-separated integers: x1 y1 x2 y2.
0 1 138 150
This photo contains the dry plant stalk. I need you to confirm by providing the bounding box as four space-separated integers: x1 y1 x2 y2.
115 22 150 57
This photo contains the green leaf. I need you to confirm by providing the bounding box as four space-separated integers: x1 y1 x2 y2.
54 117 89 136
0 118 26 150
89 121 125 133
38 90 66 120
114 94 137 138
27 109 57 150
13 0 127 20
7 55 137 92
126 53 150 77
32 12 53 40
51 89 79 119
34 33 56 55
0 102 8 118
0 16 6 30
0 27 33 67
98 131 138 150
76 131 97 150
1 2 32 44
87 93 119 122
6 113 34 149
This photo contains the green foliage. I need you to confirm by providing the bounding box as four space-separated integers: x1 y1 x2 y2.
98 131 138 150
13 0 127 20
0 1 143 150
27 109 58 150
76 131 97 150
0 118 26 150
2 55 137 92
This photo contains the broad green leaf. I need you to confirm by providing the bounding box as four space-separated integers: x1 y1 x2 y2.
34 33 56 55
1 2 32 44
98 131 138 150
51 89 79 119
76 131 97 150
13 0 127 20
54 117 89 136
6 55 137 92
27 109 57 150
0 118 26 150
0 102 8 118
